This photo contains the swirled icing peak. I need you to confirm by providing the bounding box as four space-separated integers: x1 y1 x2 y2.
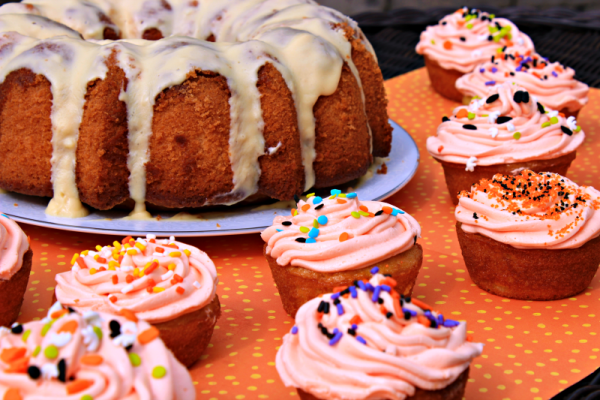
0 303 195 400
426 82 584 167
276 272 484 399
416 7 534 74
0 213 29 280
456 50 589 112
261 190 421 273
456 170 600 249
55 235 218 324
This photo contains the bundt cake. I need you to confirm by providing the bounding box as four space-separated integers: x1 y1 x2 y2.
0 0 392 219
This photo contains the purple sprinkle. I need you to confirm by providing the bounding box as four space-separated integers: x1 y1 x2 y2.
291 326 298 334
523 56 532 64
552 71 558 77
485 80 496 86
371 286 381 302
349 286 357 298
515 66 522 72
438 314 444 324
370 266 379 274
380 284 391 292
357 281 366 291
336 303 345 316
365 283 374 292
356 336 367 345
479 68 485 73
402 308 417 317
443 319 460 328
351 324 358 330
333 328 339 335
329 331 343 346
491 67 498 73
331 293 341 300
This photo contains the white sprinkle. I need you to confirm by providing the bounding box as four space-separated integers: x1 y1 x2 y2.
121 321 138 335
121 265 134 272
267 141 282 155
506 122 515 132
81 326 100 352
83 311 101 326
567 116 578 131
121 284 134 294
489 127 499 138
72 265 81 272
466 156 478 172
146 234 156 240
88 251 98 257
47 301 63 319
516 37 524 46
162 239 169 245
487 111 500 124
161 270 174 281
113 333 136 348
136 238 147 246
169 236 175 242
0 327 10 337
477 34 488 41
49 332 72 347
532 95 539 104
471 49 482 58
41 364 59 380
152 252 165 257
548 110 559 118
193 281 202 289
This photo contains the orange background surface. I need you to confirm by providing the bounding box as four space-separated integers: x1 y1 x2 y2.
12 67 600 399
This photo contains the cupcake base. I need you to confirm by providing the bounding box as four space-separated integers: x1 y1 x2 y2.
436 151 577 205
265 243 423 318
424 55 464 103
456 222 600 300
0 248 32 327
297 367 469 400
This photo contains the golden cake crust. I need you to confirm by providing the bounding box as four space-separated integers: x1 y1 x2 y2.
424 55 464 103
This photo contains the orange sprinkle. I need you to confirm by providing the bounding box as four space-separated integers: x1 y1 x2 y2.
176 286 185 295
359 205 368 212
111 275 118 285
336 199 347 204
456 109 469 119
301 204 310 212
437 145 444 153
559 113 566 118
382 206 393 214
466 334 474 342
156 247 165 254
66 379 94 395
456 20 464 27
349 315 363 325
332 286 347 293
126 275 134 284
109 296 117 303
5 357 28 374
148 238 156 244
3 388 22 400
57 320 78 334
339 232 349 242
144 262 159 275
146 287 153 293
316 312 324 321
379 305 388 315
532 71 542 79
119 309 138 322
1 348 26 364
121 236 133 244
417 315 431 327
80 354 103 366
504 39 513 47
138 327 160 345
411 298 432 311
118 255 124 263
76 257 87 269
380 277 397 287
50 309 68 319
147 278 156 287
98 267 106 272
173 274 183 283
393 299 402 318
555 65 563 73
96 257 107 264
164 243 179 249
504 72 509 77
443 40 452 50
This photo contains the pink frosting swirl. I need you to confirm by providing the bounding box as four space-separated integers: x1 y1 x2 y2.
416 8 533 74
426 82 584 166
456 52 589 112
456 170 600 249
55 236 217 324
0 304 195 400
261 192 421 273
0 214 29 280
276 273 484 399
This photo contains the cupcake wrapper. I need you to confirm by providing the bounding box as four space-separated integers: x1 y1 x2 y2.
424 55 465 103
0 248 32 327
265 243 423 318
456 222 600 300
436 151 577 205
297 367 470 400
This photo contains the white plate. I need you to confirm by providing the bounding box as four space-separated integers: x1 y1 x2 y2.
0 120 419 236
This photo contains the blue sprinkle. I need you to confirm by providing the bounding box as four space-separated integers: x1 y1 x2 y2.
317 215 328 225
312 196 323 205
479 68 484 73
331 293 341 300
438 314 444 324
276 229 283 232
356 336 367 345
346 193 357 199
370 266 379 274
443 319 460 328
330 189 341 196
0 214 8 219
365 283 374 292
305 238 316 244
371 286 381 302
491 67 498 73
552 71 558 77
336 303 344 316
357 280 366 291
515 66 522 72
351 324 358 330
349 286 357 298
308 228 319 238
485 80 496 86
291 326 298 334
380 284 391 292
391 208 405 216
333 328 339 334
329 331 343 346
402 308 417 317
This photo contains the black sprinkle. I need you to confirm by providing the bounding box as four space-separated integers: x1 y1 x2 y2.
442 116 450 122
293 194 300 204
386 312 394 319
513 91 523 103
491 55 495 63
473 212 479 220
318 301 326 313
347 328 356 336
463 124 477 130
442 21 447 25
509 72 515 76
324 302 330 314
487 35 493 41
377 298 384 304
430 319 438 329
561 126 573 136
384 274 392 277
414 235 417 245
537 102 546 114
405 296 411 303
459 36 466 42
295 238 306 243
496 116 512 124
58 359 67 383
315 204 324 210
522 92 530 103
11 324 23 334
375 210 384 216
27 366 41 380
486 94 499 104
109 320 121 338
333 298 341 306
282 221 292 226
67 307 76 313
404 311 412 320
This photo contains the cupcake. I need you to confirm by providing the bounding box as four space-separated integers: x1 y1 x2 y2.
0 213 32 327
55 235 220 367
261 190 423 318
456 51 589 118
427 82 584 205
0 303 195 399
276 272 484 400
456 170 600 300
416 7 533 102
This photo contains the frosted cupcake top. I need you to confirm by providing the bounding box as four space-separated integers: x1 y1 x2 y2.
261 190 421 273
0 213 29 280
416 7 534 74
456 170 600 249
0 303 195 400
276 272 483 399
456 51 589 112
55 235 217 324
426 82 584 168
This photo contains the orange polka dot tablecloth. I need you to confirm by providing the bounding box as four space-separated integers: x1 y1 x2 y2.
13 67 600 400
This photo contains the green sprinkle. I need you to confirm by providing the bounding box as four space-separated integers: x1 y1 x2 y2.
41 321 54 337
22 330 31 343
306 193 315 198
81 396 93 400
550 116 559 125
513 132 521 140
93 326 103 341
489 14 495 19
129 353 141 367
299 226 310 233
467 112 476 120
507 33 512 40
496 47 503 54
312 220 318 228
358 210 370 217
575 126 582 132
488 26 498 34
32 345 41 357
466 23 473 29
541 121 551 128
351 211 360 219
339 194 347 198
431 39 435 45
328 195 335 199
152 366 167 379
44 345 59 359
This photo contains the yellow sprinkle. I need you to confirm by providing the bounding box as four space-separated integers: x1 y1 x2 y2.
96 245 103 252
183 249 191 257
306 193 315 198
94 254 100 261
134 242 146 251
313 220 319 228
133 268 139 277
108 266 116 271
168 264 176 271
124 243 132 249
299 226 310 233
339 194 347 198
139 271 145 277
113 241 122 250
71 254 79 266
109 261 120 269
358 210 370 217
81 250 89 256
89 268 97 275
169 251 182 257
153 287 165 293
127 249 137 256
145 262 152 269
